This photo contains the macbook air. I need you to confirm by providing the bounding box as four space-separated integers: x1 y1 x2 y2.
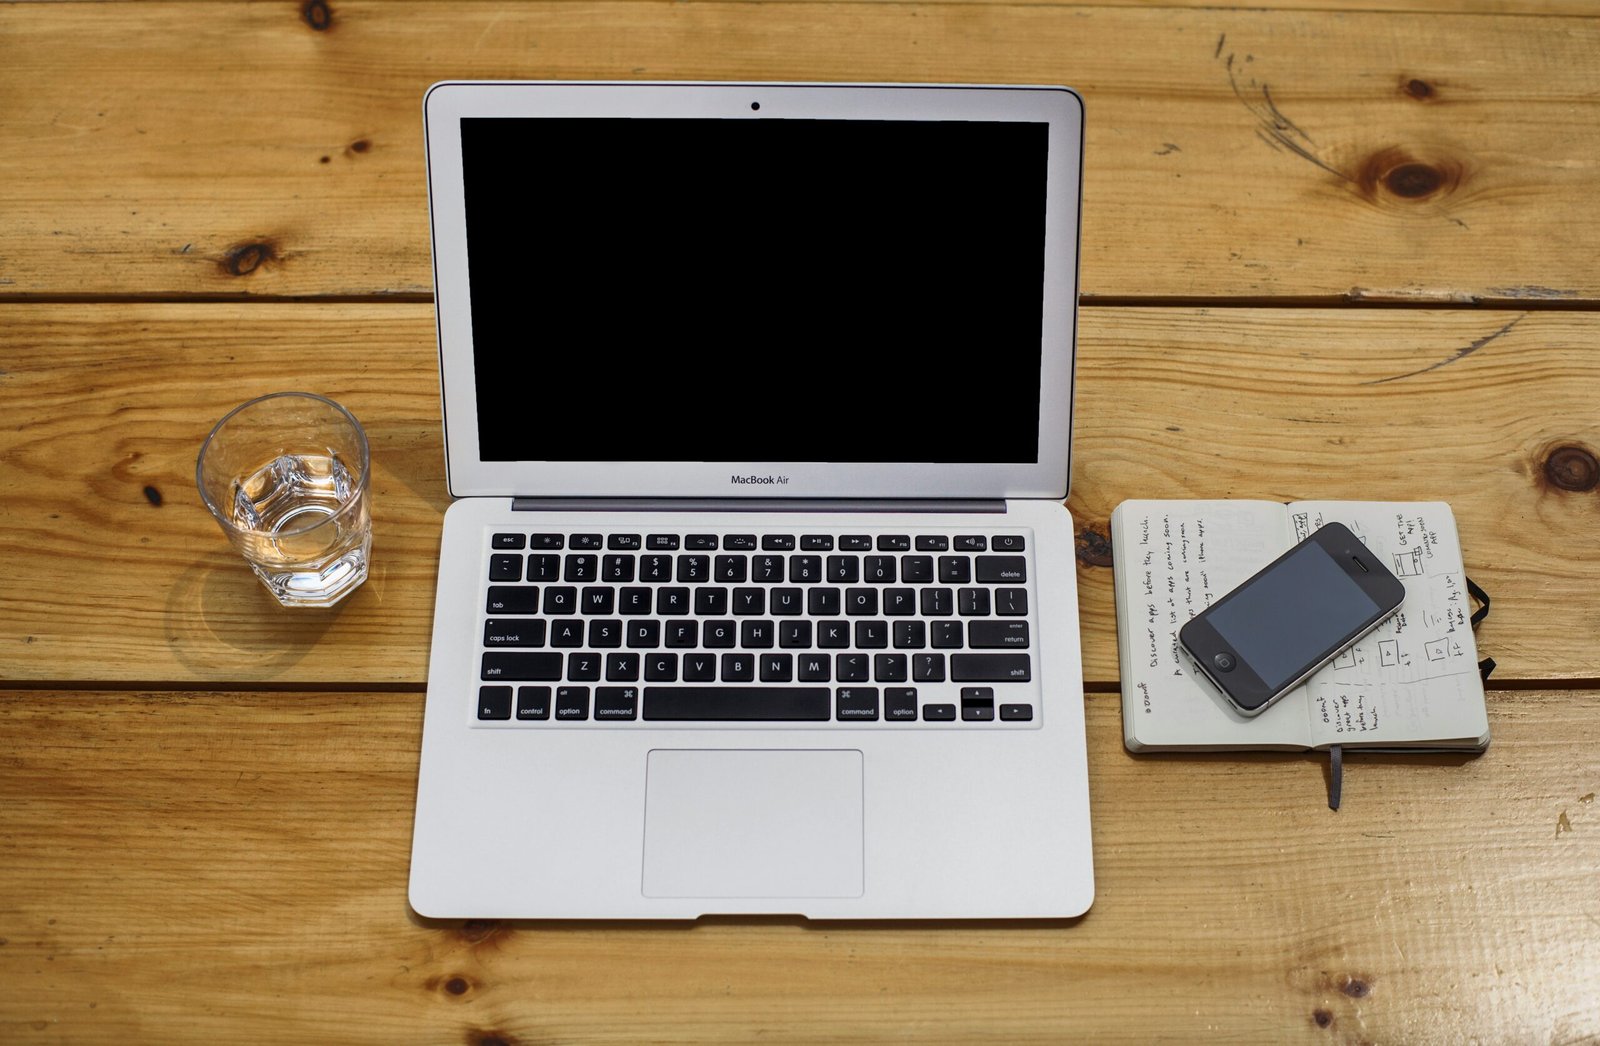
410 81 1093 918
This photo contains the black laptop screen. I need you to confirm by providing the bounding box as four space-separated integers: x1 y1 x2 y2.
459 117 1049 463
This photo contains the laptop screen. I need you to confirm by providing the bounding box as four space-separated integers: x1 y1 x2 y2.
459 117 1049 464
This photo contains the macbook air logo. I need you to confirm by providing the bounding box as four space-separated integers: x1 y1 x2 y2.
731 474 789 486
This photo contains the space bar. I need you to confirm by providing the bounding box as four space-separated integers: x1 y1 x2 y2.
643 687 832 721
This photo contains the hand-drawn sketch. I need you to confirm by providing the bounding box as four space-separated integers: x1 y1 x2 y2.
1393 547 1426 578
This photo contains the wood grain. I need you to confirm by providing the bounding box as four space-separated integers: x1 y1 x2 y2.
1 687 1595 1043
1 4 1597 303
1 303 1595 687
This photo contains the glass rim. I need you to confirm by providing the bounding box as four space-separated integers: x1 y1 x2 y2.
196 391 371 539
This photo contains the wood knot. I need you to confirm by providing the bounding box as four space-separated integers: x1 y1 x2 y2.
143 485 163 507
456 919 509 946
1402 77 1435 101
444 976 470 996
1312 1008 1333 1028
345 138 372 157
1074 525 1113 569
1338 974 1373 998
220 240 279 277
467 1033 518 1046
1544 445 1599 492
302 0 332 30
1356 147 1463 203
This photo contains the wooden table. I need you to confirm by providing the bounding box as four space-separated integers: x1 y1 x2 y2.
2 2 1597 1042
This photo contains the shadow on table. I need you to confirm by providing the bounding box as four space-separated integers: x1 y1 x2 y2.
162 551 356 681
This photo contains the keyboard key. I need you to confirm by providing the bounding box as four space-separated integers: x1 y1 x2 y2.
961 687 996 721
526 554 561 581
605 653 640 681
876 535 911 551
489 554 523 581
923 703 957 722
921 588 953 617
486 586 540 615
733 588 766 615
740 620 775 648
530 534 563 549
640 555 672 582
762 534 796 551
477 685 513 720
657 588 691 615
854 620 889 648
901 556 934 583
554 687 590 720
594 687 639 721
808 588 842 617
845 588 878 616
608 534 643 550
752 556 785 582
885 688 918 721
582 587 615 614
645 652 679 682
873 654 908 682
1000 703 1034 721
969 621 1030 648
770 588 803 616
954 535 987 551
704 621 736 648
602 555 635 582
938 556 973 584
836 687 879 721
883 589 917 616
564 554 598 582
996 588 1029 616
715 555 747 583
643 687 830 721
664 620 698 647
694 587 729 616
567 652 602 681
779 620 812 648
685 534 718 550
797 653 831 682
894 621 926 649
620 587 653 615
959 588 992 616
550 620 584 647
975 556 1028 583
646 534 680 550
817 621 849 648
588 619 622 648
484 618 545 647
628 621 661 648
864 556 897 583
915 535 950 551
492 533 526 550
516 686 551 720
570 534 604 550
677 555 710 583
724 534 758 551
931 621 964 649
836 653 869 682
682 653 717 682
912 653 947 682
951 654 1032 682
481 652 562 681
760 653 793 682
790 555 823 583
840 535 873 551
827 556 860 583
992 535 1026 552
542 587 577 615
800 535 834 551
721 653 755 682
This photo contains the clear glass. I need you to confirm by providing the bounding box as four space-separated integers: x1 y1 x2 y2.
197 392 372 607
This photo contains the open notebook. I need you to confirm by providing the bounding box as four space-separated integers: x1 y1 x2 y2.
1111 500 1490 753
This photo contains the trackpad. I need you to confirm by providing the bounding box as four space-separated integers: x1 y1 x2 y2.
643 749 864 899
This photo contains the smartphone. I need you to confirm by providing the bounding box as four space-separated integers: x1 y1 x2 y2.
1178 522 1406 717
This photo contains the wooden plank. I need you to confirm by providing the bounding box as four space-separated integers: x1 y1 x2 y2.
1 303 1595 687
1 687 1596 1042
1 4 1598 302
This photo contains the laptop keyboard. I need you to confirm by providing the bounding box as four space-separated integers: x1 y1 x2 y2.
473 528 1040 728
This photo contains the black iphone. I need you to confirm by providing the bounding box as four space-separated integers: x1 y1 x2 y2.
1178 522 1406 717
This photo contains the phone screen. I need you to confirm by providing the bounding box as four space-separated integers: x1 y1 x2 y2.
1204 541 1381 692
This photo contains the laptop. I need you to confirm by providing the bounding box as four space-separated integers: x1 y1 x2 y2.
410 81 1093 919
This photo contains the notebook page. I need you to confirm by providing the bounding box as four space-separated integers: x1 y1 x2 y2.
1113 500 1310 749
1292 502 1488 748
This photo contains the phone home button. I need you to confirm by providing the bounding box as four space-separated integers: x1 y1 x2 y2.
1213 652 1236 672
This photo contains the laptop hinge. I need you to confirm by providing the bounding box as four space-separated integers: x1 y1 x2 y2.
510 498 1008 514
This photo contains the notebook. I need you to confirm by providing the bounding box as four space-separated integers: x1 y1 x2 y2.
1110 499 1490 753
409 81 1094 919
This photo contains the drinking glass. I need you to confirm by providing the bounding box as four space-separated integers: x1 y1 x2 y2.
196 392 372 607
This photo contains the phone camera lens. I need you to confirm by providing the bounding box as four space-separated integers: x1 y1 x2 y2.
1213 652 1236 672
750 101 761 111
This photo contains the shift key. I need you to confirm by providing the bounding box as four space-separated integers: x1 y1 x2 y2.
481 652 563 681
950 653 1032 682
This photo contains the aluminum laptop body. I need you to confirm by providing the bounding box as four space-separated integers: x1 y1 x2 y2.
410 81 1093 919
